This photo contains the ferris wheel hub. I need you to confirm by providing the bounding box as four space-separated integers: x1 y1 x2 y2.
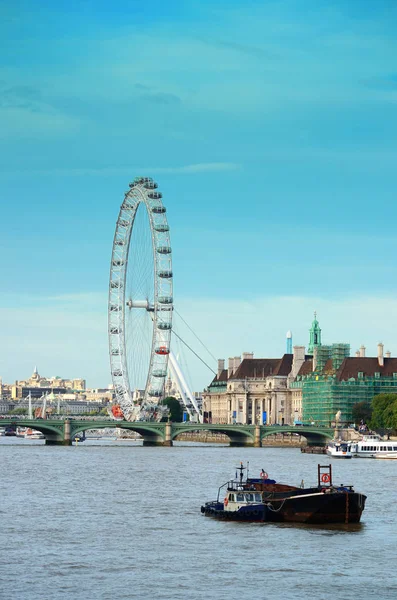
126 299 154 311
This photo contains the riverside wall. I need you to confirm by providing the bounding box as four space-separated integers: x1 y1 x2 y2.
175 431 304 447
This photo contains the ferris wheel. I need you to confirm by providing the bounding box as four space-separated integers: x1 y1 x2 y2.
108 176 173 421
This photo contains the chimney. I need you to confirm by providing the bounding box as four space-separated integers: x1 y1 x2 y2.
355 350 360 357
228 357 234 378
378 343 384 367
359 345 366 357
233 356 241 372
385 351 391 359
217 359 225 378
242 352 254 360
292 346 305 378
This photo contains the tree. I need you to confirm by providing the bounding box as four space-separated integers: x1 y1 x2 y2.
161 396 183 422
370 393 397 432
9 407 28 415
352 401 372 425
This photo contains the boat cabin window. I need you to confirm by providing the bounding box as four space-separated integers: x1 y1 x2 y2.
235 492 262 503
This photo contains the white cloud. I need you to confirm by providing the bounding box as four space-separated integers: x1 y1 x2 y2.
0 162 241 178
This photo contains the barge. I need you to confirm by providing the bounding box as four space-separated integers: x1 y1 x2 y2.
201 463 366 524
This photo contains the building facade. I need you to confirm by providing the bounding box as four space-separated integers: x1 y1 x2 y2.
11 367 86 399
202 353 294 425
290 341 397 426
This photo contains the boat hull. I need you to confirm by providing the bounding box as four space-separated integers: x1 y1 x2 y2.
201 491 366 524
265 491 366 524
201 502 267 522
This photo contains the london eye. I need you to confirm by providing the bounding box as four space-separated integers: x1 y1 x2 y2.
108 176 173 421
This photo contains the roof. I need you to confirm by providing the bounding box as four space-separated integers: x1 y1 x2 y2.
297 359 313 377
336 357 397 381
231 354 293 379
275 353 294 376
209 369 228 386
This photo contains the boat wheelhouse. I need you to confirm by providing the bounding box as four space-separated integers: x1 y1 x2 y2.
326 440 352 459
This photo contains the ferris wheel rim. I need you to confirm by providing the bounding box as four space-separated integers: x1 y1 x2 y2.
108 177 173 420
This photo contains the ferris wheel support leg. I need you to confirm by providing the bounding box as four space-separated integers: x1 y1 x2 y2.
167 358 193 419
169 351 203 423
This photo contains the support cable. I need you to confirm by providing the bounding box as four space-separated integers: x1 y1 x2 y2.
171 328 217 375
174 308 218 363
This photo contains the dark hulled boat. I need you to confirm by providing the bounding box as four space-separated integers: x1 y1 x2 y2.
201 463 366 525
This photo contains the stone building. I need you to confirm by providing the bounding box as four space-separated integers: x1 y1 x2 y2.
291 342 397 426
202 352 293 425
11 366 86 399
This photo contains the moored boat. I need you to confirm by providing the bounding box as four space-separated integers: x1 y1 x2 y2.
350 433 397 459
24 428 45 440
326 440 352 459
4 426 16 437
201 463 366 525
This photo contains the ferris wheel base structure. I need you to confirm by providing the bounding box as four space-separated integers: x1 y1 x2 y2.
108 175 203 423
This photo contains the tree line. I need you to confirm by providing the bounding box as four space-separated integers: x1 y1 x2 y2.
352 393 397 433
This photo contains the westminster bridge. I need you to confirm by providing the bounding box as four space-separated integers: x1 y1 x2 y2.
1 418 334 447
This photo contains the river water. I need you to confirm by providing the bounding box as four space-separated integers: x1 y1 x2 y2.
1 437 396 600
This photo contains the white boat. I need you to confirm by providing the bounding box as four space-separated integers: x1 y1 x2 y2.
326 440 352 459
24 428 45 440
376 453 397 460
0 427 5 437
350 433 397 459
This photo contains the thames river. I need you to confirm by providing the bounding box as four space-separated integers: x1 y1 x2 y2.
1 437 396 600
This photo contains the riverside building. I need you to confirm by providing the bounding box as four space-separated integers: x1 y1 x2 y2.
202 353 294 425
203 313 396 427
11 366 86 399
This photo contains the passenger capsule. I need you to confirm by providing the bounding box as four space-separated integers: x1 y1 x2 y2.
158 270 173 279
154 224 169 232
157 322 172 330
155 345 170 355
152 205 166 214
157 246 172 254
152 370 167 378
158 296 173 304
148 192 162 200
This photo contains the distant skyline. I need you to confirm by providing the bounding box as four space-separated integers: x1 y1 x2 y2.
1 1 397 391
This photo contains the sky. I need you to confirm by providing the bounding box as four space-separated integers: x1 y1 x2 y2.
1 0 397 392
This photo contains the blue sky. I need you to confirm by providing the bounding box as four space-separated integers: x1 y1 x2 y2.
1 0 397 391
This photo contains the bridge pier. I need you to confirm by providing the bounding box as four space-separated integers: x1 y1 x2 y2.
45 419 72 445
163 421 173 447
46 439 72 446
254 425 261 448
